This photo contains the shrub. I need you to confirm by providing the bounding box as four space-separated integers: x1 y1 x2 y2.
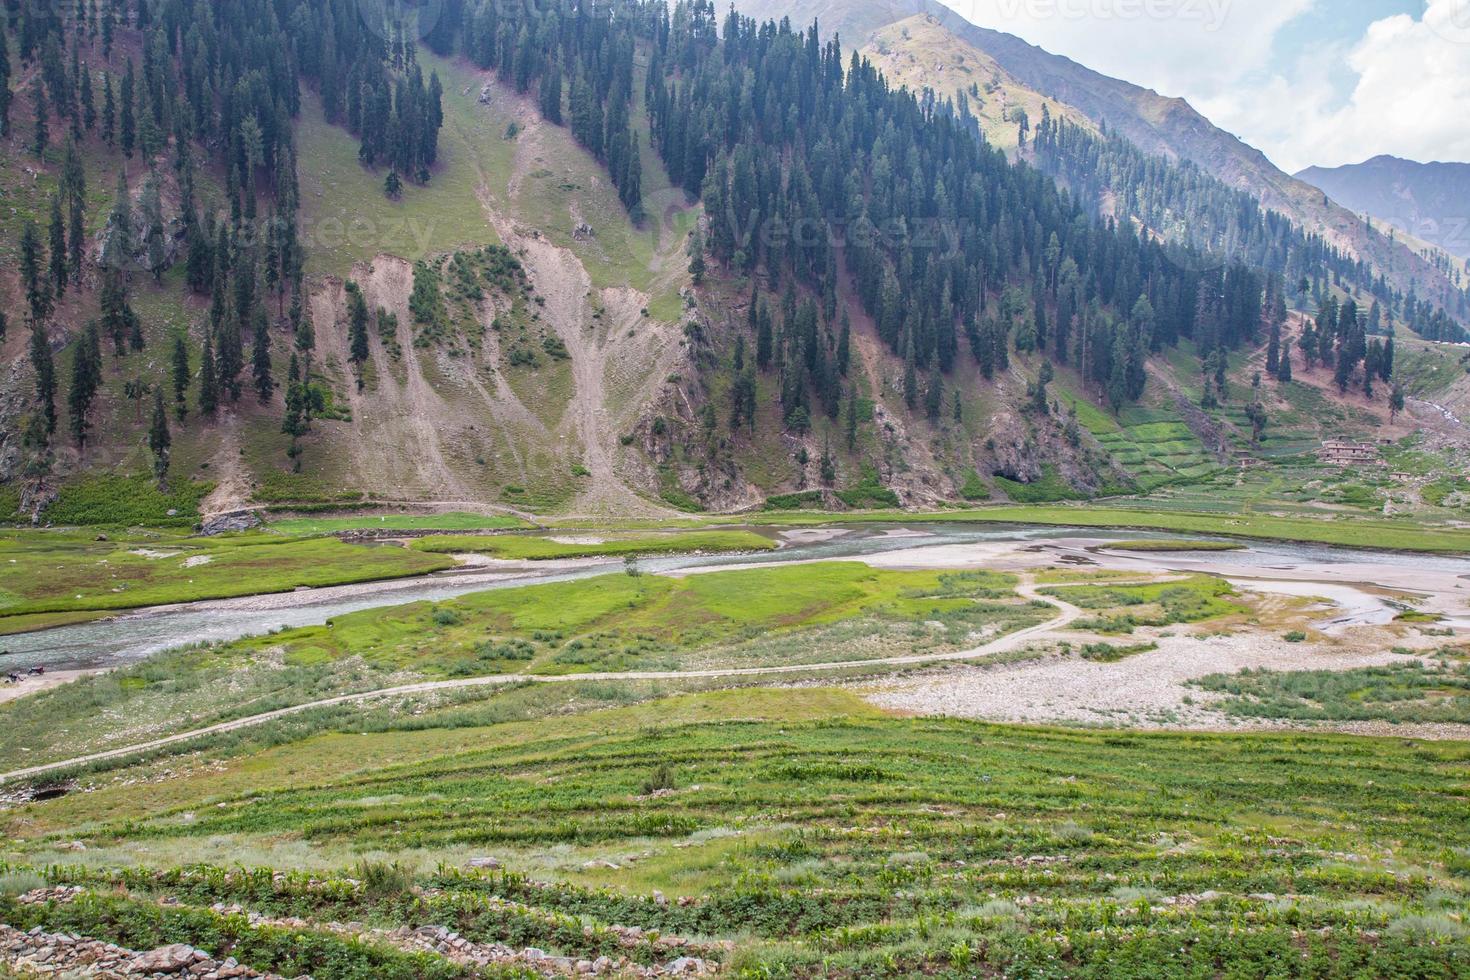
44 475 212 526
640 764 676 795
993 464 1086 503
1284 631 1307 643
764 491 824 511
355 860 415 899
959 470 989 501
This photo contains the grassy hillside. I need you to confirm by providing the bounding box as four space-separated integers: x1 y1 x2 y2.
862 15 1096 155
3 687 1468 977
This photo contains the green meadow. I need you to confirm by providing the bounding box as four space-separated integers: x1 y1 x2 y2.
410 529 775 560
0 531 455 621
0 562 1048 768
4 688 1467 978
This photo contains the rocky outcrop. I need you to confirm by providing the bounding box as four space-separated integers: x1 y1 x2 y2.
198 511 264 536
0 923 277 978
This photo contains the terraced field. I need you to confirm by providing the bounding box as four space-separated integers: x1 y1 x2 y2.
3 689 1468 977
1063 398 1220 491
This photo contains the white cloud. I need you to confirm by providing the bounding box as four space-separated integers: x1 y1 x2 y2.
939 0 1313 94
1203 1 1470 171
940 0 1470 172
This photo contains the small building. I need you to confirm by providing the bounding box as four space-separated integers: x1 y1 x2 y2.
1320 439 1381 466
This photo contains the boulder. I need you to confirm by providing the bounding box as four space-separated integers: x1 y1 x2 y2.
200 510 264 536
130 943 201 973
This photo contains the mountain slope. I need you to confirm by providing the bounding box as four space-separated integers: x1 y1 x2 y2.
1298 156 1470 262
737 1 1467 319
860 14 1097 154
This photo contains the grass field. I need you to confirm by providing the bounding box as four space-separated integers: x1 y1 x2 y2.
1098 539 1247 552
227 561 1034 676
0 563 1042 766
1043 575 1245 634
718 505 1470 553
4 688 1467 978
0 531 454 620
267 513 535 535
1196 654 1470 725
410 529 776 559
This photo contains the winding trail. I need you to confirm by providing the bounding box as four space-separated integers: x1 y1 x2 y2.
0 582 1080 784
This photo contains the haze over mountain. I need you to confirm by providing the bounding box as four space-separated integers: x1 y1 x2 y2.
1298 156 1470 262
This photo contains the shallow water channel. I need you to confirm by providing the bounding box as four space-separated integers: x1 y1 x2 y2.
4 524 1468 672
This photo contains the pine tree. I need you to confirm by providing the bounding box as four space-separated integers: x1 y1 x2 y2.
346 281 370 387
63 140 87 282
139 172 167 281
148 388 171 488
101 72 115 145
837 313 851 377
198 334 218 416
20 221 53 325
102 0 115 57
620 141 642 215
68 323 102 449
80 62 95 131
171 333 190 420
32 78 49 156
184 214 213 293
48 194 68 300
755 301 773 370
687 229 706 284
29 321 57 438
282 355 310 469
1276 344 1292 383
1266 316 1280 376
252 309 273 402
99 171 133 272
540 66 563 125
120 59 135 157
0 27 10 138
384 169 402 199
217 313 243 401
845 387 859 451
925 372 943 421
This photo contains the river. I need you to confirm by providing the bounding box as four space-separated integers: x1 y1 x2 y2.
3 524 1468 672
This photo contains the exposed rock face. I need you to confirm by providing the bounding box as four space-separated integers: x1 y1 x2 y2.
199 511 264 536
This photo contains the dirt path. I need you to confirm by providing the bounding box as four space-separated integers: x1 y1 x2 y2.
0 580 1080 784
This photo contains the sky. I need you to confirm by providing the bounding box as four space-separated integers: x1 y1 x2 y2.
936 0 1470 172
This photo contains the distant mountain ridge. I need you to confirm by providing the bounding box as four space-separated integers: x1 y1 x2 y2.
734 0 1467 319
1297 156 1470 261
